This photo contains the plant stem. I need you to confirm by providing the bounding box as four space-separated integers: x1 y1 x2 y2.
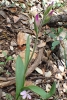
29 34 38 62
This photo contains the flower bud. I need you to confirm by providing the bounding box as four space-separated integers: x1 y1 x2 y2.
35 14 40 27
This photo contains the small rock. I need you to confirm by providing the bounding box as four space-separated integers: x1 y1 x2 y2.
59 65 64 72
11 41 17 46
46 84 51 92
63 83 67 92
55 73 63 80
44 71 52 77
10 46 14 51
35 79 42 85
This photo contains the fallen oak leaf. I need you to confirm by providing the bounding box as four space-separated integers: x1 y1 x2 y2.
13 16 20 23
17 31 28 47
38 41 46 48
8 7 17 13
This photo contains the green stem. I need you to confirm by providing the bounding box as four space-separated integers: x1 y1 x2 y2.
29 34 38 62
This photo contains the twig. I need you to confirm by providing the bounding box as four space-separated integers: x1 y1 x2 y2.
0 77 15 81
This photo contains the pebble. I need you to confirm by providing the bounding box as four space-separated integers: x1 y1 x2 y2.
44 71 52 77
10 46 14 51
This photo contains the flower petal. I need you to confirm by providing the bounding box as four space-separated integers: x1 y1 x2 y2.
35 14 40 27
35 14 39 21
27 94 31 99
49 10 54 16
22 94 27 99
20 90 27 96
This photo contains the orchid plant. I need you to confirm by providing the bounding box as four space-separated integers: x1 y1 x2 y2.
16 3 56 100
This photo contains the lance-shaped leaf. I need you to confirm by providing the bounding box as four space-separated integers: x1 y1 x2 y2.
25 35 30 72
44 2 53 17
16 55 25 99
24 82 56 99
34 21 38 34
42 15 50 25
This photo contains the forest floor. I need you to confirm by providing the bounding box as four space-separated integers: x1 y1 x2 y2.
0 0 67 100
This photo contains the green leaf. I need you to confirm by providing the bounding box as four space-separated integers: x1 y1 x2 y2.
55 2 62 7
49 33 56 39
52 40 60 50
16 55 25 99
51 28 56 33
43 4 53 17
42 16 50 25
2 51 7 58
57 28 63 36
25 82 56 99
24 85 47 99
0 62 5 65
25 35 30 71
6 56 13 63
34 21 38 34
48 82 56 98
6 93 13 100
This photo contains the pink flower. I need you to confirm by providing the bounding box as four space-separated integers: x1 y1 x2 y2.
48 2 54 16
35 14 40 27
49 10 54 16
20 90 31 99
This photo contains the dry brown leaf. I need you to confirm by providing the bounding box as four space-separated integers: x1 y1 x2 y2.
18 14 28 21
45 50 51 57
30 51 37 59
18 0 24 3
7 17 11 23
13 16 20 23
24 80 34 86
38 41 46 48
0 29 3 32
52 64 58 72
0 10 7 18
0 50 2 52
7 24 11 27
42 68 45 75
19 50 37 62
0 89 2 99
17 31 28 46
8 7 17 13
29 6 38 17
45 25 50 29
38 32 43 37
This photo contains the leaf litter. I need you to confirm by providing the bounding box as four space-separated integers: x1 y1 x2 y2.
0 0 67 100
